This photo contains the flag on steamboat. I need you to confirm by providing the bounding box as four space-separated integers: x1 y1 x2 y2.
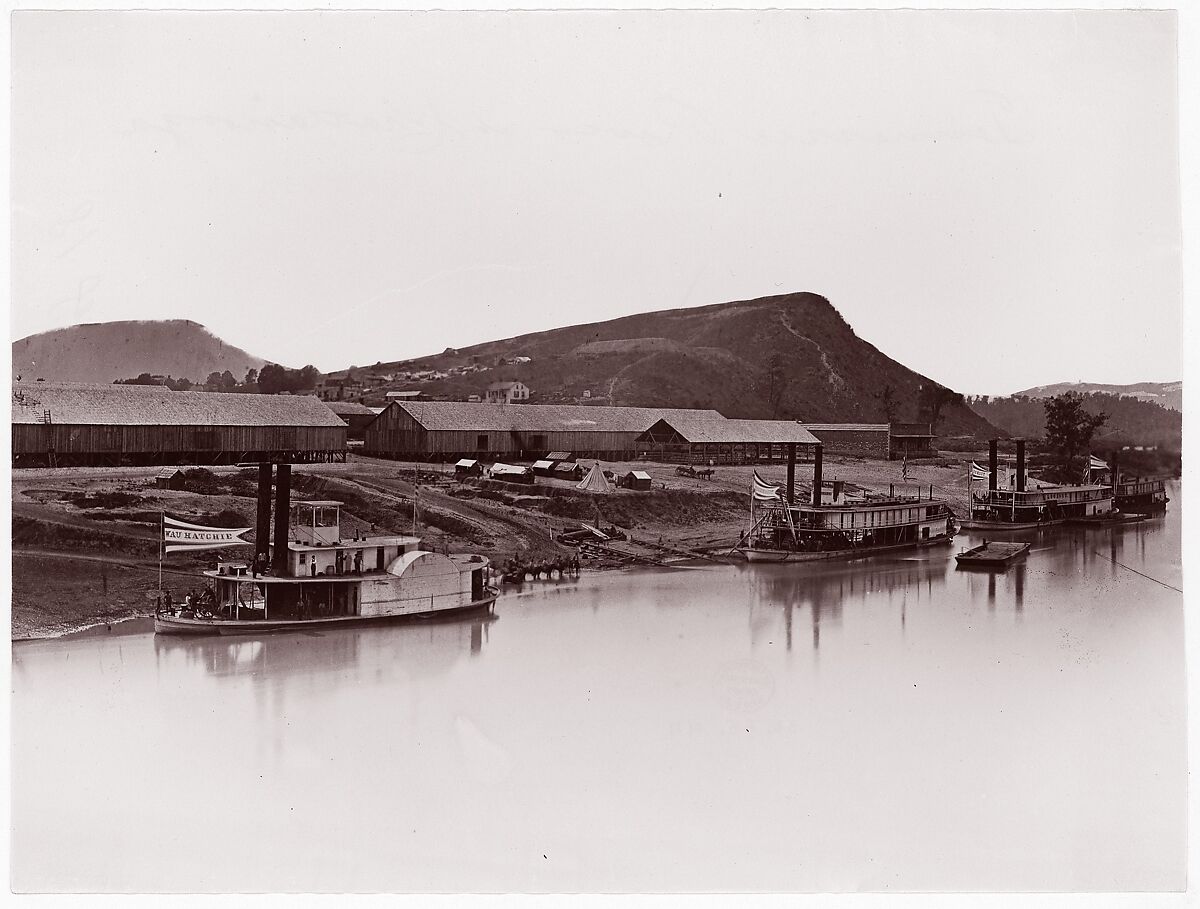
162 514 252 553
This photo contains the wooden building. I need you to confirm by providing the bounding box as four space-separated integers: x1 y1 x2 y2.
800 423 891 459
363 401 728 461
324 400 378 441
637 414 821 465
801 422 937 460
888 422 936 460
621 470 653 490
12 382 347 468
155 468 187 489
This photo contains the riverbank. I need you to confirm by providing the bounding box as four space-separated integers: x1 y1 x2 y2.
10 452 972 638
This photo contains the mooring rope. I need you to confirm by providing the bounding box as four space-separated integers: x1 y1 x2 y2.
1092 550 1182 593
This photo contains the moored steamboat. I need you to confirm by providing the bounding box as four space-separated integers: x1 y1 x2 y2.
735 446 957 563
155 499 497 635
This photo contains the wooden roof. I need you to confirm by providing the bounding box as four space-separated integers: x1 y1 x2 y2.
802 423 890 433
390 401 726 433
12 382 346 427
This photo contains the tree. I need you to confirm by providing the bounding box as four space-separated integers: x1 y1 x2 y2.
296 365 321 391
1043 392 1108 483
877 383 898 423
244 368 258 386
916 383 960 429
759 351 790 418
220 370 237 389
205 371 224 388
257 363 287 394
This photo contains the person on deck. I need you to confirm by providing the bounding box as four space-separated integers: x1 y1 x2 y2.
354 550 363 574
310 555 317 577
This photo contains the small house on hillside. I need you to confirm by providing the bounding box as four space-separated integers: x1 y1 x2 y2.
621 470 653 491
485 381 530 404
155 468 186 490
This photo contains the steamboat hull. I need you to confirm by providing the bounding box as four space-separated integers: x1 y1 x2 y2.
155 590 498 636
959 518 1062 531
740 536 952 564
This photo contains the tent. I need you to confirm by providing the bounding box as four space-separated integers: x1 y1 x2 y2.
577 462 613 493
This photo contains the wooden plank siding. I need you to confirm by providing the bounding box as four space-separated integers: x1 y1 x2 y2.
363 406 640 460
13 423 346 466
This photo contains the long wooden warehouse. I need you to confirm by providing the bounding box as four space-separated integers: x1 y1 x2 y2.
12 382 347 467
364 401 820 464
638 414 821 464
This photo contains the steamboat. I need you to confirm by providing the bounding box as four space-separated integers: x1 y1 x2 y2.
962 440 1115 530
155 499 497 635
735 446 957 563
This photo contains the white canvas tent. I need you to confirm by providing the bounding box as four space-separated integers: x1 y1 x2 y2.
577 462 612 493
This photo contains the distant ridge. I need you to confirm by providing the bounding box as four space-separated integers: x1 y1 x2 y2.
1011 381 1181 412
334 291 1000 438
12 320 271 385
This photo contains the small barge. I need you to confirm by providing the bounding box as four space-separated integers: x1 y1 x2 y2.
955 541 1030 569
155 500 498 635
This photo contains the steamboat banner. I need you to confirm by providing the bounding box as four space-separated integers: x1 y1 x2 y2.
162 514 252 553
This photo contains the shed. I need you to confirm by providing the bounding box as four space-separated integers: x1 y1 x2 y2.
454 458 483 477
532 459 557 477
155 468 187 490
553 461 584 480
11 382 347 468
489 462 535 485
545 451 572 462
621 470 653 491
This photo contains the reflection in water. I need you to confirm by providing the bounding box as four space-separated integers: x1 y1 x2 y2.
152 613 497 683
742 553 950 652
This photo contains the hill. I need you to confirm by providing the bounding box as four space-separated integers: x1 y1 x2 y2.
967 392 1181 450
12 320 271 385
337 291 1000 439
1011 381 1181 412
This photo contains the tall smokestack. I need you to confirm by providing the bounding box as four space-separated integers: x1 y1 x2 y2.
1016 439 1026 492
1111 449 1119 488
255 463 273 566
272 463 292 574
989 440 998 491
786 443 796 505
812 444 823 507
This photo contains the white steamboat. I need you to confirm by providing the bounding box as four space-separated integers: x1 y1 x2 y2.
155 500 497 635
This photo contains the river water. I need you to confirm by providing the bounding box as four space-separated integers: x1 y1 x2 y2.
11 483 1185 892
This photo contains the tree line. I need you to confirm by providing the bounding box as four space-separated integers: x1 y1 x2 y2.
114 364 322 395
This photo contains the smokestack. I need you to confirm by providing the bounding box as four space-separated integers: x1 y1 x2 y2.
833 480 844 502
812 444 824 507
255 463 273 565
1016 439 1026 492
786 443 796 505
272 463 292 574
1111 449 1119 487
989 439 998 491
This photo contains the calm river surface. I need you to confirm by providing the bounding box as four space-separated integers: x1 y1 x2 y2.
12 484 1184 892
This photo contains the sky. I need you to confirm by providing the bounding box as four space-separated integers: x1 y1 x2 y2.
9 9 1183 396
